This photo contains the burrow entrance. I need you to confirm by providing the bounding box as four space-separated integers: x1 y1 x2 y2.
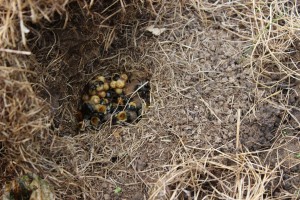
27 2 153 135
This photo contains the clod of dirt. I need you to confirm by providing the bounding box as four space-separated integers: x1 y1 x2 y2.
78 73 150 130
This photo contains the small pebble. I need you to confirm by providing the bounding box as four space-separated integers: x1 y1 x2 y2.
104 194 110 200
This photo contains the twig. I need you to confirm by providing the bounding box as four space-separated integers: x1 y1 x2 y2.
0 48 31 55
236 109 241 150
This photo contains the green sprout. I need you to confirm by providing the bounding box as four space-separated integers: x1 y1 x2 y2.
114 186 122 194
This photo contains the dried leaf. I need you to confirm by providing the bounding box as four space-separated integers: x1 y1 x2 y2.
145 25 166 36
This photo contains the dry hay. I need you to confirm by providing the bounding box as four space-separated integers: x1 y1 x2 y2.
0 67 49 142
228 1 300 130
149 149 293 200
1 0 300 199
0 0 68 48
0 64 51 198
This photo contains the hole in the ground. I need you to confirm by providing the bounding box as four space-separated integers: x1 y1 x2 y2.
111 156 119 163
26 1 153 135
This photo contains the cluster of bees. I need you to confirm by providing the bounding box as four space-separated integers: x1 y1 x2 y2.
78 73 149 129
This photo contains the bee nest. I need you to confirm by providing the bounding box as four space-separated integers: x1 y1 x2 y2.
78 73 150 130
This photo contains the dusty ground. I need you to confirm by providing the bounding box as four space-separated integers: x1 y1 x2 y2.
1 1 300 199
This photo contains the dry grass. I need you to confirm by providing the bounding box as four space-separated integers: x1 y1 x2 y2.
149 149 294 200
0 0 68 48
1 0 300 199
214 0 300 120
0 66 49 142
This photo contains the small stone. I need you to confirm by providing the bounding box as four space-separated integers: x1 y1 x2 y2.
229 116 235 123
215 136 221 143
136 159 147 171
104 194 110 200
102 182 108 188
221 77 228 82
193 117 199 124
228 77 235 83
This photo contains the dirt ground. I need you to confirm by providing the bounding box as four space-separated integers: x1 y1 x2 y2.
1 1 300 199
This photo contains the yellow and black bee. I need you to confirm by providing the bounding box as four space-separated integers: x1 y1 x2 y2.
127 101 137 110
